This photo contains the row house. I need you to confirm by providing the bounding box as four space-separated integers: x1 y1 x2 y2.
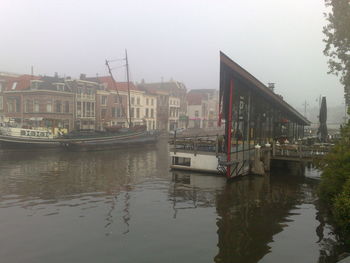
138 80 186 131
89 76 157 131
187 89 219 128
168 96 180 131
1 73 159 132
187 92 208 129
137 91 157 131
66 76 101 130
0 72 21 123
3 75 74 133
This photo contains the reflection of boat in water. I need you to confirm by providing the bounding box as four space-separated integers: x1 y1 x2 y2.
61 126 158 151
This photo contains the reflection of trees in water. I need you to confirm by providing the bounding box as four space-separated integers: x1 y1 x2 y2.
169 170 343 263
313 199 347 263
214 174 345 263
214 175 293 263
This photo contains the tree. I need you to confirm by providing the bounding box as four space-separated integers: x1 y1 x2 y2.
323 0 350 104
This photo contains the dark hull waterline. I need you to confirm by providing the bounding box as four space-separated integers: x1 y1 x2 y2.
0 131 158 151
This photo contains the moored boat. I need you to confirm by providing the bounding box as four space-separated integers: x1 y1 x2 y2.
0 126 63 148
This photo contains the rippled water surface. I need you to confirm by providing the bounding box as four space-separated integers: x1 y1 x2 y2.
0 140 344 262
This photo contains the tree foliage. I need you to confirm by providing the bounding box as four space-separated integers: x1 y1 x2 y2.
323 0 350 103
318 119 350 244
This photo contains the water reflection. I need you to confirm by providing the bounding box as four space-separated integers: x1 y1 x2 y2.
170 172 225 218
0 141 346 263
170 170 344 263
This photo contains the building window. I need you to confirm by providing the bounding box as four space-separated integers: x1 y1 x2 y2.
101 96 107 106
82 102 86 117
101 109 107 119
195 110 199 117
112 107 116 118
137 97 140 105
11 82 18 90
173 156 191 167
25 100 32 113
7 101 13 113
65 101 69 113
151 109 154 118
131 97 135 105
91 102 95 117
86 102 90 117
34 100 39 113
77 102 81 117
47 101 52 112
114 96 119 103
145 108 149 118
56 101 62 113
136 108 140 118
116 107 122 118
130 108 134 118
146 98 149 105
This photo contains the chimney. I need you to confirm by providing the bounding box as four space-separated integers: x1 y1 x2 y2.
80 73 86 80
267 83 275 92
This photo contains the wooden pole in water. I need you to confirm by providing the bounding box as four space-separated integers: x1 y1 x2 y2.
226 79 234 178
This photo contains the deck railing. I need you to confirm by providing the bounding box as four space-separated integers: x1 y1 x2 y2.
272 142 333 160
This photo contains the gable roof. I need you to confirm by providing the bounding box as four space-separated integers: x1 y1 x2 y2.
86 76 138 92
4 74 41 91
137 81 186 96
220 51 310 125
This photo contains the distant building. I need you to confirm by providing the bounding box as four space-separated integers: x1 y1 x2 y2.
65 77 100 130
138 80 187 131
187 89 219 129
89 76 157 131
3 75 74 132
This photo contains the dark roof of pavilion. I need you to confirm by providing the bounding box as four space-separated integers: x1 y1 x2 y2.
220 51 310 126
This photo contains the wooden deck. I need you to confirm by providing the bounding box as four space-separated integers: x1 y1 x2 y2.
271 143 333 162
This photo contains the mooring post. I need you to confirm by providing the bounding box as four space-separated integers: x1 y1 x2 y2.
252 144 264 175
194 135 197 156
264 143 271 171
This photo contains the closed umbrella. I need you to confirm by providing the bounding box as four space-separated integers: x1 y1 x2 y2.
318 96 328 142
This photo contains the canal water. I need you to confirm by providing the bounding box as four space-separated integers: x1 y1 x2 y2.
0 139 345 263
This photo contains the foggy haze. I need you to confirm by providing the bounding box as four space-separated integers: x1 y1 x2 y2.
0 0 344 108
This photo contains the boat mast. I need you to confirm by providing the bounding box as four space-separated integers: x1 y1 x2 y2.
125 49 132 127
105 59 130 127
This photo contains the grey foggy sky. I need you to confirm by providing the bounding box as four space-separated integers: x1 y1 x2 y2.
0 0 344 108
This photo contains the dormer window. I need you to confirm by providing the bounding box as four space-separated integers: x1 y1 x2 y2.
30 80 42 90
54 83 65 91
12 82 18 90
